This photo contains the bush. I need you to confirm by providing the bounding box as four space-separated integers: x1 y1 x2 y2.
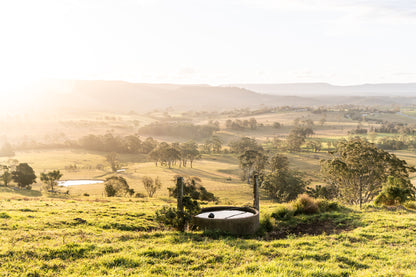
142 176 161 197
134 192 146 198
260 214 273 232
104 176 131 197
271 205 293 220
306 184 337 200
104 183 116 197
293 194 319 215
316 198 340 212
0 212 10 219
168 176 217 202
404 201 416 210
155 196 200 231
374 176 415 206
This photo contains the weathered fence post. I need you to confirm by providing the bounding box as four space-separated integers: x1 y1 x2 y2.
177 176 184 213
253 175 259 211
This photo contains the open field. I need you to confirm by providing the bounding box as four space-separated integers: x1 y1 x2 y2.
0 150 255 204
1 106 416 276
3 108 415 147
2 142 416 201
1 197 416 276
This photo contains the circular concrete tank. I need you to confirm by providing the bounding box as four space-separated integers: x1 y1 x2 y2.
194 206 259 235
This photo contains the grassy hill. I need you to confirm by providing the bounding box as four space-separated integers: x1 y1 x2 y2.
1 195 416 276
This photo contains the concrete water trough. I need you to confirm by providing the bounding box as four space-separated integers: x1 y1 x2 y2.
193 206 259 235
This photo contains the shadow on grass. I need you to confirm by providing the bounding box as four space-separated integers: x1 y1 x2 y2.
265 208 364 240
0 186 42 197
169 168 232 182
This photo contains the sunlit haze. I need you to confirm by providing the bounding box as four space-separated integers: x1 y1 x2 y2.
1 0 416 96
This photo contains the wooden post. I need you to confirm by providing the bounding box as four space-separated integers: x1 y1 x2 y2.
253 175 259 211
177 176 183 213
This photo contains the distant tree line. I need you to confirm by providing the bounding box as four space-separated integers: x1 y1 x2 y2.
149 141 201 168
348 123 368 135
201 136 223 154
138 122 219 139
371 122 416 135
376 135 416 151
78 134 158 154
225 118 259 130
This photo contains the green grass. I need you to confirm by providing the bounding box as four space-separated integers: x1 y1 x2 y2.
2 108 416 276
1 197 416 276
0 150 254 204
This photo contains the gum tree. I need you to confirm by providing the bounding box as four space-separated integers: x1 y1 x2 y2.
321 138 414 208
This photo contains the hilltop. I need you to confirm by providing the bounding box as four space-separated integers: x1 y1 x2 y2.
228 82 416 97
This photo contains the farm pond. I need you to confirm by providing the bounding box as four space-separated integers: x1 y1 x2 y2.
57 180 104 187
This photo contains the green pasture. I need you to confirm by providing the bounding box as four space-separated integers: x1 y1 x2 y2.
1 107 416 276
2 144 416 200
1 197 416 276
0 150 254 204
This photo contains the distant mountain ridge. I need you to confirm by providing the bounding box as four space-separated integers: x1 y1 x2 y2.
4 80 416 114
227 83 416 97
40 80 416 112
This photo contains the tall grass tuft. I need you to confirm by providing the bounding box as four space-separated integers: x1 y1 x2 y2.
293 194 319 215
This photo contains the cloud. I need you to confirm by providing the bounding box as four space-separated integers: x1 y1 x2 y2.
240 0 416 19
346 0 416 17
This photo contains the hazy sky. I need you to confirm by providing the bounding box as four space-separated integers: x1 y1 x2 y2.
1 0 416 93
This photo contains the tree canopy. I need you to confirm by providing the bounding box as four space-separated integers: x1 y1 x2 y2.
142 176 162 197
40 170 63 192
262 153 308 202
12 163 37 189
321 138 415 207
104 176 132 197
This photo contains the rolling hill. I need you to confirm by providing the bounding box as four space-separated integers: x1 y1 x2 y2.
4 80 416 114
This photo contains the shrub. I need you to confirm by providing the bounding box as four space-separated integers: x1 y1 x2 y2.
260 214 273 232
404 201 416 210
271 205 293 220
134 192 146 198
104 176 130 197
374 176 415 206
104 183 116 197
155 196 200 231
0 212 10 219
293 194 319 215
168 176 217 202
306 184 337 200
316 198 340 212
